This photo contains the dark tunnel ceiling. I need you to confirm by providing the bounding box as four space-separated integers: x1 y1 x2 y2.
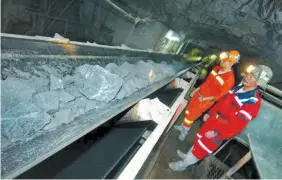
115 0 282 88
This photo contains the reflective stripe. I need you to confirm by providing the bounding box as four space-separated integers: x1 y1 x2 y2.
249 97 258 102
216 76 224 85
185 110 189 115
239 110 252 120
211 70 217 76
240 97 259 102
197 133 202 138
229 90 233 94
198 139 212 154
234 96 243 106
184 118 193 125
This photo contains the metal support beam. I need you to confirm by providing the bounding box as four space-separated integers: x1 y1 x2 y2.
43 0 76 35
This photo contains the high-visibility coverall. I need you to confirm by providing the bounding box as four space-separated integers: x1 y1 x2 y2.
183 66 235 127
191 86 261 159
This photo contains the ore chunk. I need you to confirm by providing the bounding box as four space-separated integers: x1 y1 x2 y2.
44 107 77 130
64 85 82 98
75 96 87 108
33 91 59 112
63 75 75 86
59 91 75 103
50 75 63 90
105 63 124 77
85 100 106 112
27 76 50 92
74 64 123 102
1 77 37 118
2 112 51 142
1 135 11 150
119 62 135 78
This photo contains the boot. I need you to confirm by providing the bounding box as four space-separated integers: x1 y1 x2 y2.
177 147 193 160
177 150 186 160
169 151 199 171
178 131 188 141
173 124 183 132
169 160 187 171
174 124 190 141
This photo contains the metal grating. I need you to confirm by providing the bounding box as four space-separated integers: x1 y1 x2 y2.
194 155 245 179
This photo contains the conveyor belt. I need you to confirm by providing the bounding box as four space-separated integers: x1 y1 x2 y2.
17 86 189 179
1 69 192 179
53 121 155 179
1 34 199 179
148 88 184 107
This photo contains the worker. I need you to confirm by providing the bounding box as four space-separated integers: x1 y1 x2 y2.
183 48 203 62
169 65 273 171
174 50 240 141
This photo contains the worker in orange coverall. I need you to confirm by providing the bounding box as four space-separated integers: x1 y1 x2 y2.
174 50 240 141
169 64 273 171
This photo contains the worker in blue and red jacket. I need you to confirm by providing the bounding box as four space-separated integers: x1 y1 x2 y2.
169 64 273 171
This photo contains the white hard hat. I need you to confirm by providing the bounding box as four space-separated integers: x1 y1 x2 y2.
247 65 273 86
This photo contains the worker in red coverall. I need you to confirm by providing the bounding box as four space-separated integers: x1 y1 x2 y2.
169 64 273 171
174 51 240 141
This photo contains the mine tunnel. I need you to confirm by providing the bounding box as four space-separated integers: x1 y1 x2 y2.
1 0 282 179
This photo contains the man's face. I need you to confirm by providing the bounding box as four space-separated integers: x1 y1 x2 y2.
220 59 233 69
243 73 257 87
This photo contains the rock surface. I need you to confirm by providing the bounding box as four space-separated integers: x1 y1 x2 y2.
59 91 75 103
59 100 75 109
75 96 87 108
2 111 51 142
119 62 135 78
50 75 64 90
27 76 50 92
85 100 106 112
33 91 59 113
63 75 75 86
12 67 32 79
1 135 11 150
74 64 123 102
40 65 61 77
105 63 124 77
2 77 37 118
64 85 82 98
43 107 77 130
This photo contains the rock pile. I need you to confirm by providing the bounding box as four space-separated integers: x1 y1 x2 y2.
1 60 177 147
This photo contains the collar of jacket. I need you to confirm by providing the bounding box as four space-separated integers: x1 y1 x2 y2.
232 85 259 104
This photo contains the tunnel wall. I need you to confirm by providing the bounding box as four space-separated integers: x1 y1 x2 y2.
1 0 169 51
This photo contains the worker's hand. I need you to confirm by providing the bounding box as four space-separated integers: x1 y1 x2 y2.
205 131 216 139
198 96 204 102
203 114 210 122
